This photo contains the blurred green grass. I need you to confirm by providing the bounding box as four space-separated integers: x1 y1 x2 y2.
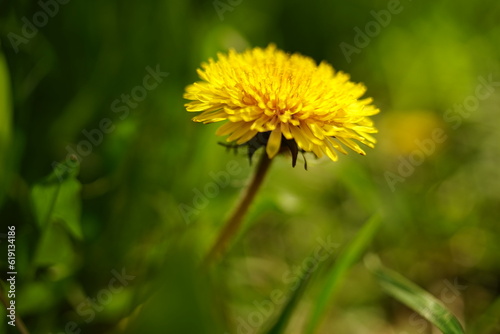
1 0 500 333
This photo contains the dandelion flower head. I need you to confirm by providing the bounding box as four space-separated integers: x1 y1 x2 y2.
184 44 379 164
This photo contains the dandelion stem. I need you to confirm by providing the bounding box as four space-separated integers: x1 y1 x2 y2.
204 153 272 265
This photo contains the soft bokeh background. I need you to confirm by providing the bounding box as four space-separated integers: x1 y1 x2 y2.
1 0 500 333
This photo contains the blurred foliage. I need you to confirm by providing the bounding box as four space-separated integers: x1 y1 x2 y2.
1 0 500 333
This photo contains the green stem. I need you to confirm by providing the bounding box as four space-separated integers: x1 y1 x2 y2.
203 153 273 265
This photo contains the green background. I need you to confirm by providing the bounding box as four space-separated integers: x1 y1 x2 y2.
1 0 499 333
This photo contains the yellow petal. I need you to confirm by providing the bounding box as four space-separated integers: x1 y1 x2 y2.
216 121 243 136
290 125 312 151
312 144 324 158
227 123 253 142
300 122 323 145
236 129 258 144
250 116 270 131
326 137 348 155
337 137 366 155
266 128 282 158
281 122 293 139
322 144 338 161
193 110 228 123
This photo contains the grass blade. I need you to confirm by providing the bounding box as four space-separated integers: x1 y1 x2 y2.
468 296 500 334
305 213 381 334
365 254 465 334
264 258 314 334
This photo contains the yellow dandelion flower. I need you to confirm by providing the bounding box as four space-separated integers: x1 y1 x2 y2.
184 44 379 164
